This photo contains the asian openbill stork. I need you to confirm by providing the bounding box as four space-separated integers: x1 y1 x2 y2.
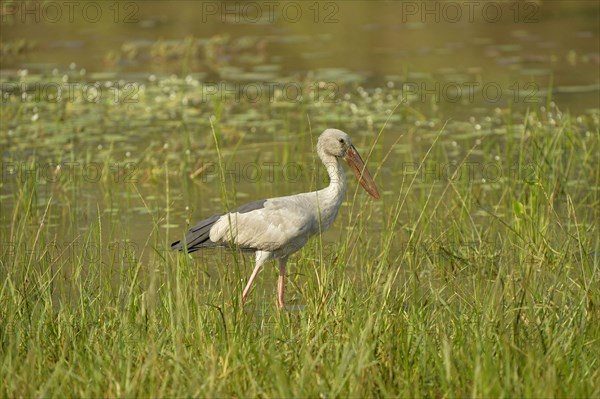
171 129 380 309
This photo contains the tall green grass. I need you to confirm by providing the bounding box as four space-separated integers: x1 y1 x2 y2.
1 110 598 397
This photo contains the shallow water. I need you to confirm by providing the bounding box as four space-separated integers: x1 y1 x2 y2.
1 1 599 285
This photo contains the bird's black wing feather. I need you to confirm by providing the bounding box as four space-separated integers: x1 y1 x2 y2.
171 199 268 253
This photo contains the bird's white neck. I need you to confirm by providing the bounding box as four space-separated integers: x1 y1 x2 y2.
315 153 346 229
321 155 346 196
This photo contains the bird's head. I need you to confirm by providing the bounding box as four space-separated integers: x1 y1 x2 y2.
317 129 380 199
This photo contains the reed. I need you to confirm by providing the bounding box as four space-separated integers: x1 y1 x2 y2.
1 109 598 398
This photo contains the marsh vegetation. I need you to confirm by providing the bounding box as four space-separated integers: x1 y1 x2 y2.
1 1 599 397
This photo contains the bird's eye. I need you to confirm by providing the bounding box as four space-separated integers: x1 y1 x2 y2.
339 138 344 144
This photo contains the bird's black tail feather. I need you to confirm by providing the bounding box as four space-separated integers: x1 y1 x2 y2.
171 213 223 253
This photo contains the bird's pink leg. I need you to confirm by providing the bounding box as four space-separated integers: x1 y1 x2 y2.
277 258 288 310
242 263 261 304
242 251 271 305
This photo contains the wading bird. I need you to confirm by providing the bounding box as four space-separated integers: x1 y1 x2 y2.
171 129 380 309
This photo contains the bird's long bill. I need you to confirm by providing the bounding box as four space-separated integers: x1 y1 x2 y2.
345 144 380 199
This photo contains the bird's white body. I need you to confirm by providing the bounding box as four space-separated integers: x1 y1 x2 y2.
172 129 378 308
209 160 346 258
